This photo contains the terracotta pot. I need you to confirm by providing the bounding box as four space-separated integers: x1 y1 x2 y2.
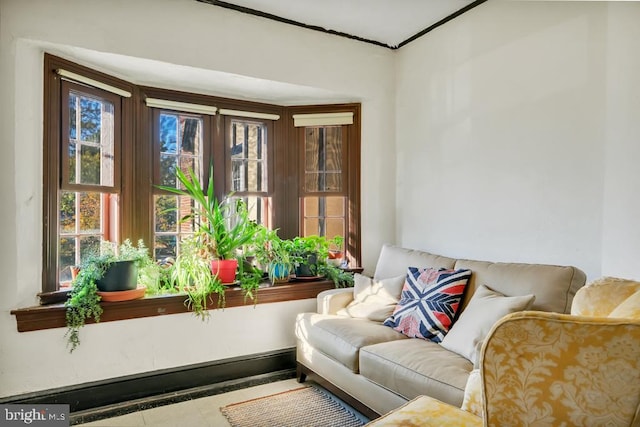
211 259 238 284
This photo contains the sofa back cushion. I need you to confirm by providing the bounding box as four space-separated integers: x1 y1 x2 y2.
374 244 457 281
454 259 586 314
336 273 406 321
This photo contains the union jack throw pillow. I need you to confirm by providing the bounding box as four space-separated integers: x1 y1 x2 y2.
383 267 471 342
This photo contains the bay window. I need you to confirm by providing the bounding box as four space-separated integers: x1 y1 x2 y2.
42 53 361 294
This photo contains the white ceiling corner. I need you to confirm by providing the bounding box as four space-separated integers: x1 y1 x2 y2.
215 0 478 48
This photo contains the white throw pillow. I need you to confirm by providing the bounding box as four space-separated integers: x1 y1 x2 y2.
440 285 535 364
336 273 406 322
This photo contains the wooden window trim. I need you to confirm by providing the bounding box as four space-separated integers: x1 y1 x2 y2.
12 280 335 333
43 55 135 293
289 104 361 266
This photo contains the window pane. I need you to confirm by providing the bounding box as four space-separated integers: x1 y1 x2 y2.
178 156 199 190
80 144 100 184
78 192 101 233
68 143 77 183
69 94 77 140
159 154 177 187
180 117 201 155
59 237 76 283
229 196 271 226
57 190 116 286
155 195 177 232
156 113 202 188
325 218 345 240
67 91 115 187
153 195 196 261
80 97 102 143
155 235 177 260
304 126 342 193
60 191 76 234
303 196 346 238
159 113 177 153
80 235 101 259
229 120 267 193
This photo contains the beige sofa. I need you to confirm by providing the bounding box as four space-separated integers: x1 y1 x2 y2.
295 244 586 416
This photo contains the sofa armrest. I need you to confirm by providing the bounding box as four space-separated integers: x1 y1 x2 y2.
317 288 354 314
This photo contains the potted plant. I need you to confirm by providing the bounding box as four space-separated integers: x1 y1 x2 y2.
327 236 345 267
288 235 335 277
170 234 225 320
253 226 294 284
65 239 157 351
158 166 257 284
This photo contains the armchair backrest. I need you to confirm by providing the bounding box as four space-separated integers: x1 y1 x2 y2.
480 311 640 427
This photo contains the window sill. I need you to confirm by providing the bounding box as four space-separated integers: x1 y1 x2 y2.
11 280 335 333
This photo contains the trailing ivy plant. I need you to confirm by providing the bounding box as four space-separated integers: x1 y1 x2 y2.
65 260 104 352
64 239 157 352
318 263 355 288
237 260 264 303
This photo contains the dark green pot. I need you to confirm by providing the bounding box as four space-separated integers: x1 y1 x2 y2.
96 260 138 292
295 253 318 277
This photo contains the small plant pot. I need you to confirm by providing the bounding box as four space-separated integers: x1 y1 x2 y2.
295 253 318 277
96 260 138 292
211 259 238 284
70 266 81 281
269 262 291 284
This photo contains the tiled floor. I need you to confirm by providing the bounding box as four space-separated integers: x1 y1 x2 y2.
79 378 305 427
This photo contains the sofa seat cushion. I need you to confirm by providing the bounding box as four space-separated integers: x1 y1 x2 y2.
295 312 407 372
359 339 473 407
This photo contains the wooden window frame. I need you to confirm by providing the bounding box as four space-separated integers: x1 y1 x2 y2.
27 54 361 333
289 105 361 267
43 54 135 293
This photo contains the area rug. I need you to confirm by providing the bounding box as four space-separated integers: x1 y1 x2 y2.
220 385 367 427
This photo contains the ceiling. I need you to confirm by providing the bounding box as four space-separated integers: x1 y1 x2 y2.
198 0 484 49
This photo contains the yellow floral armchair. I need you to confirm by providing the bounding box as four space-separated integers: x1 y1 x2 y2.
367 278 640 427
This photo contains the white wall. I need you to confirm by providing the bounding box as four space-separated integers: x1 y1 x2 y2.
396 1 640 281
601 3 640 278
0 0 396 397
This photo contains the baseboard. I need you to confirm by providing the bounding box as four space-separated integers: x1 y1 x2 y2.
1 348 296 423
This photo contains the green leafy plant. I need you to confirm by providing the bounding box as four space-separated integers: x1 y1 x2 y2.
65 239 156 352
318 263 354 288
287 235 345 276
158 166 256 261
253 226 294 284
237 261 264 303
170 234 225 320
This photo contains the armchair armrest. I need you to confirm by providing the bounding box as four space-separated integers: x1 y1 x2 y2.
481 311 640 426
365 396 481 427
571 276 640 317
317 288 354 314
